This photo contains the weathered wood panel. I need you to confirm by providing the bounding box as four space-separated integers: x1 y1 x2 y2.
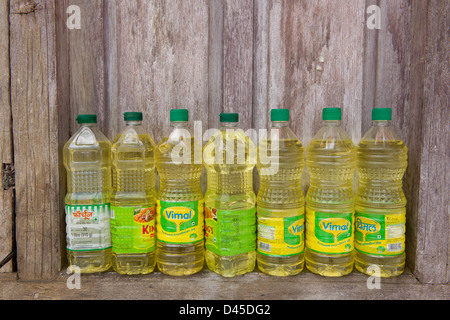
9 0 64 280
67 0 106 132
222 0 253 130
414 0 449 284
55 0 72 268
1 270 449 300
0 0 14 273
110 0 209 141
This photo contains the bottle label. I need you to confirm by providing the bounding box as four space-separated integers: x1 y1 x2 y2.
205 206 256 256
65 204 112 251
156 200 204 244
355 211 406 256
257 214 305 257
305 208 354 255
110 206 156 254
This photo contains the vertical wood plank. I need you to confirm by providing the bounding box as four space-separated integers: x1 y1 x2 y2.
415 0 449 284
55 0 71 267
362 0 379 133
252 0 269 132
0 0 14 273
10 0 63 279
67 0 106 133
106 0 209 143
252 0 269 194
208 0 224 131
222 0 253 130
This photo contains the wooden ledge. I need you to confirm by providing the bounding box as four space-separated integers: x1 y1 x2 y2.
1 269 448 300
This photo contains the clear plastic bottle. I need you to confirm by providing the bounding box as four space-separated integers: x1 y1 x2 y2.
64 114 112 273
203 113 257 277
257 109 305 276
355 108 407 277
155 109 204 276
305 108 356 277
110 112 156 275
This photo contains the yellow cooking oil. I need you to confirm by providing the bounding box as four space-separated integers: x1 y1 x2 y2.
203 113 257 277
155 109 205 276
257 109 305 276
110 112 156 275
64 114 112 273
355 108 407 277
305 108 356 277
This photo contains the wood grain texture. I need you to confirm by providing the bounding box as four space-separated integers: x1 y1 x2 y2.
414 0 449 284
222 0 253 130
361 0 379 132
103 0 210 143
55 0 71 269
67 0 106 133
1 269 448 300
9 0 63 280
208 0 224 131
0 0 14 273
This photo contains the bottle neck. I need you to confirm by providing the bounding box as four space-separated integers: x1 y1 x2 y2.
80 123 97 128
170 121 188 128
126 120 142 126
220 122 238 129
323 120 341 127
271 121 289 128
372 120 391 127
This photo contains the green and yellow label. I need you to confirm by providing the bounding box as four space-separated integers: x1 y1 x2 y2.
355 210 405 256
305 208 354 255
257 214 304 257
110 206 156 254
157 200 204 244
205 206 256 256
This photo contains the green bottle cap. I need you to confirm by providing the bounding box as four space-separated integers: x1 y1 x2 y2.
124 112 143 121
76 114 97 124
170 109 189 122
220 113 239 123
323 108 342 121
271 109 290 121
372 108 392 121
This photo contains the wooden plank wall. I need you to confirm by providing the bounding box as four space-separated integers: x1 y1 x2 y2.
0 0 14 273
416 0 449 284
2 0 448 284
9 0 65 279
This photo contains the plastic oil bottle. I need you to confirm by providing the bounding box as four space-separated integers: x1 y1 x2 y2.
257 109 306 276
155 109 204 276
355 108 407 277
64 114 112 273
305 108 356 277
110 112 156 274
203 113 257 277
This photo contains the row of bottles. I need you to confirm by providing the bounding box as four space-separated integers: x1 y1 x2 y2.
64 107 407 278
